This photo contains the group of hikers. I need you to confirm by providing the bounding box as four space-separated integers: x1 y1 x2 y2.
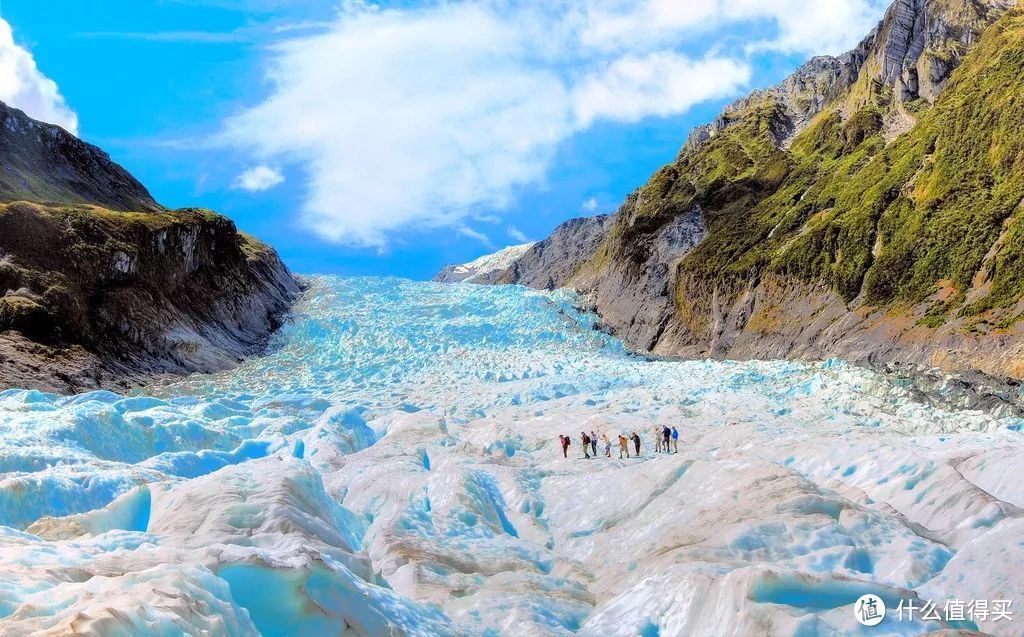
557 426 679 459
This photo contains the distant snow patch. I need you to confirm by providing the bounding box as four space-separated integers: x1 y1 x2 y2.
434 242 535 284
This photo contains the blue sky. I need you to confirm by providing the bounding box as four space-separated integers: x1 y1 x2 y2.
0 0 888 279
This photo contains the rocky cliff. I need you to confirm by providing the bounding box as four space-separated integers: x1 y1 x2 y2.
455 0 1024 381
495 215 614 290
0 103 300 392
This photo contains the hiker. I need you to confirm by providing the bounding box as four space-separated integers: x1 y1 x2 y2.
559 435 570 458
631 431 641 456
671 426 679 453
581 432 591 459
590 430 598 458
662 425 671 453
653 425 662 453
618 434 630 458
601 433 611 457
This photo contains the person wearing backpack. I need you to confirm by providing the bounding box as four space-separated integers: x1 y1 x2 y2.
671 426 680 453
662 426 671 453
581 432 591 459
590 430 598 458
559 435 570 458
631 431 641 456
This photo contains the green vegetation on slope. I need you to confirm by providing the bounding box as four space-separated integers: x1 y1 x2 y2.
592 8 1024 331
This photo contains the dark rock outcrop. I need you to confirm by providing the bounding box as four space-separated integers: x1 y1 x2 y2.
0 202 301 393
0 101 300 392
495 215 613 290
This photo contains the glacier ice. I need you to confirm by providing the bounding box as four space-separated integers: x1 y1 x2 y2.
0 276 1022 636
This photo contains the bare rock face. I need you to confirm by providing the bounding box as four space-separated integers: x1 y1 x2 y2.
876 0 1010 102
495 215 614 290
684 0 1012 153
569 204 706 351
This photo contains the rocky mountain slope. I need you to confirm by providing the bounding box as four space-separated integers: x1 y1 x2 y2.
433 242 535 284
0 102 300 393
465 0 1024 381
0 102 160 213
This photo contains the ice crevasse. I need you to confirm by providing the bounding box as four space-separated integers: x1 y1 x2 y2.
0 276 1022 636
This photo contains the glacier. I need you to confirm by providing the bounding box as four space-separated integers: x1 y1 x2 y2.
0 276 1022 636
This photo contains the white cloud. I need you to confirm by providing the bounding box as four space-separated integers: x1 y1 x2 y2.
0 17 78 135
233 165 285 192
507 225 529 243
578 0 888 56
573 52 750 127
582 197 599 212
223 0 888 247
457 225 494 249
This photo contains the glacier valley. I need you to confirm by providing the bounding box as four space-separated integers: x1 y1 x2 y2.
1 276 1022 636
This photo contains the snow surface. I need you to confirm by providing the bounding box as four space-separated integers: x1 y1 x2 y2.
1 276 1022 636
437 243 534 283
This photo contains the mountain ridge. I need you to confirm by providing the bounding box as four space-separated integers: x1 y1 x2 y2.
0 101 160 213
440 0 1024 381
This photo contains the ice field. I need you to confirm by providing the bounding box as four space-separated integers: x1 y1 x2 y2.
1 276 1022 636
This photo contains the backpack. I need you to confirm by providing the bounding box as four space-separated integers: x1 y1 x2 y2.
672 429 679 439
582 434 590 445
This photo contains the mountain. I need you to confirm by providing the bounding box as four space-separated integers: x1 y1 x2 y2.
0 101 160 212
0 101 300 393
444 0 1024 381
494 215 615 290
433 242 535 284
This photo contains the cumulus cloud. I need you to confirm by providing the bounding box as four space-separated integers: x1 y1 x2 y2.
573 52 750 127
582 197 599 212
233 165 285 192
224 0 887 247
0 17 78 135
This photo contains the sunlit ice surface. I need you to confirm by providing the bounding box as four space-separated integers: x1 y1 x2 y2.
1 276 1022 635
